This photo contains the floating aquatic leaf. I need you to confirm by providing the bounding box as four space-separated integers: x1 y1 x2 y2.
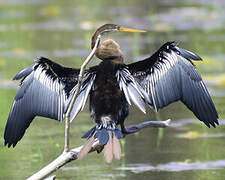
41 6 61 16
0 59 6 68
219 74 225 86
186 131 199 138
184 159 192 163
176 132 225 139
12 47 26 55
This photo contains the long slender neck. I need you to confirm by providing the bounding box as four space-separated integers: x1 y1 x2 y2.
91 30 100 49
91 24 119 49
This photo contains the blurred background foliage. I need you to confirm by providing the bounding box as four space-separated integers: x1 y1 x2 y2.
0 0 225 179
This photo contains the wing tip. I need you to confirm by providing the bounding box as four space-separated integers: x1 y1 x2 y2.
165 41 203 61
4 140 17 148
34 56 48 62
13 76 19 80
204 118 219 128
180 49 202 61
13 65 34 80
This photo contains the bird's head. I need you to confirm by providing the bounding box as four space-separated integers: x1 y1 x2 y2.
91 24 146 49
92 24 146 63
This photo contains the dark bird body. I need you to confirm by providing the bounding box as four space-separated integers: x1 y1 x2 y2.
90 61 128 125
4 24 219 162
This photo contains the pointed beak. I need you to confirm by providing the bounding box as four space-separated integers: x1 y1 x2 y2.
118 27 146 33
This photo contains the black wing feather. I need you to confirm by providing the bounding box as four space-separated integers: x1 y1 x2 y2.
128 42 218 127
4 57 96 147
13 64 34 80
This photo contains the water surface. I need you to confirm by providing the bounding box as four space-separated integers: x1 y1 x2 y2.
0 0 225 179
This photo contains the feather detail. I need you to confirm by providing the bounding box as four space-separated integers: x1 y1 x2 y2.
128 42 219 128
4 56 98 148
104 131 113 163
117 68 148 113
77 135 95 160
112 135 121 160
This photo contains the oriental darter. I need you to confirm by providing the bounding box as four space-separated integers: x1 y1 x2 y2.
4 24 219 162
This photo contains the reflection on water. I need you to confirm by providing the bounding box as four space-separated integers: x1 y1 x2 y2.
0 0 225 179
117 160 225 173
61 159 225 174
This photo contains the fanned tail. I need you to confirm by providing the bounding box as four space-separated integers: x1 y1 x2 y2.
78 116 123 162
77 135 95 160
104 131 113 163
112 134 121 160
104 131 122 163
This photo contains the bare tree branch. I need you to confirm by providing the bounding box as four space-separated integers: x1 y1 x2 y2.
63 35 101 152
27 119 170 180
124 119 171 135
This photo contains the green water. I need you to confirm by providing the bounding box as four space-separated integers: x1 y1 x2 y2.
0 0 225 179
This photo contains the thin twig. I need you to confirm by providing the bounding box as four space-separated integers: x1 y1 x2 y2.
63 35 101 152
27 119 170 180
124 119 171 135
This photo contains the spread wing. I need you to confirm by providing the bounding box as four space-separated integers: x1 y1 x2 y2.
128 42 219 127
4 57 96 147
116 67 151 113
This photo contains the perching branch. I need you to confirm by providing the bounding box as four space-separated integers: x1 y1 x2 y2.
64 35 101 152
124 119 171 135
27 119 170 180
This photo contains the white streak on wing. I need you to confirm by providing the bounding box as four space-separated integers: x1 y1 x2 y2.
58 81 63 121
33 66 66 121
155 51 178 85
69 92 85 122
146 50 181 111
122 69 144 99
200 81 208 94
127 84 146 113
152 69 158 110
119 79 122 91
118 71 128 103
117 68 147 112
161 61 167 79
156 66 160 82
131 81 144 98
146 75 150 95
62 90 66 120
121 79 131 105
158 64 163 82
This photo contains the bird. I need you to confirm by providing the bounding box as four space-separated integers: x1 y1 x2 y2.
4 24 219 163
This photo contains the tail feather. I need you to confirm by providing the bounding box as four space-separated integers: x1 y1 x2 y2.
77 135 95 160
80 120 124 162
113 135 121 160
104 131 113 163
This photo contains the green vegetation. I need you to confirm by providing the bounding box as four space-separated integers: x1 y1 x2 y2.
0 0 224 179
